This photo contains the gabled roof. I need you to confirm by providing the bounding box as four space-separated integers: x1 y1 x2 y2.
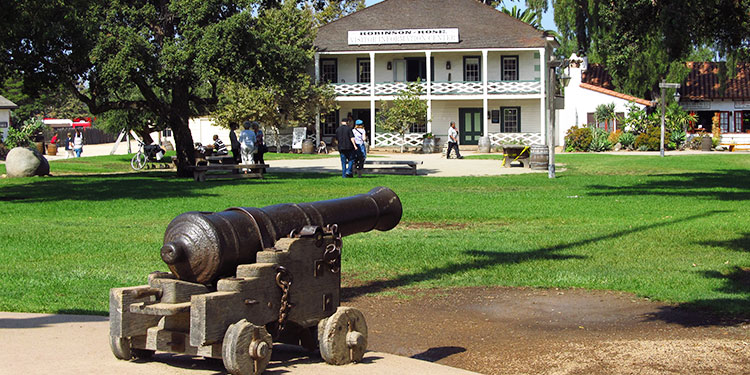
579 83 653 107
682 62 750 100
315 0 550 52
0 95 18 110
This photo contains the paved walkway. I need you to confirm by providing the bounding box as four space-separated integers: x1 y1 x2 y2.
0 311 479 375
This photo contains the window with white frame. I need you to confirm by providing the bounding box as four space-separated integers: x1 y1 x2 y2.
357 58 371 83
501 107 520 133
464 56 480 82
322 110 339 135
409 122 427 133
320 59 337 83
501 56 519 81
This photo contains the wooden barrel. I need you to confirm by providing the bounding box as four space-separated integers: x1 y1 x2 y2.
529 144 549 170
47 143 58 156
301 139 314 154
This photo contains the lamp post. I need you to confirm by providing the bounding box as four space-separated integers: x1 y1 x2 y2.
659 80 681 157
547 59 568 179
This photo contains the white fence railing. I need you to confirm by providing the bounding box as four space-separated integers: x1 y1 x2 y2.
488 132 543 146
374 132 425 147
487 80 542 95
330 80 541 97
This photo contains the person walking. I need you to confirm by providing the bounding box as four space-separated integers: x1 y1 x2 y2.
73 128 84 158
238 121 257 173
447 121 463 159
65 132 74 158
352 119 367 175
335 119 357 178
252 122 266 172
229 122 241 164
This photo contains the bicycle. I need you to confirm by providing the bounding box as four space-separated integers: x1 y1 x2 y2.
131 140 167 170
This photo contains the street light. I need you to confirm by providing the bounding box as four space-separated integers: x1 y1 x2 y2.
659 80 681 157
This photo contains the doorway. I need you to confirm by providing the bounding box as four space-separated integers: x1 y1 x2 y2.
351 109 371 139
458 108 483 145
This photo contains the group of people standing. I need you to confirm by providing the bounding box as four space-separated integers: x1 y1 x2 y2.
223 121 266 172
335 118 367 178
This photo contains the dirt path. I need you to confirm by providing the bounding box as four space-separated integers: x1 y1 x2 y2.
343 286 749 375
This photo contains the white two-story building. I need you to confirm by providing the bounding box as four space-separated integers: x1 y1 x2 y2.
314 0 558 149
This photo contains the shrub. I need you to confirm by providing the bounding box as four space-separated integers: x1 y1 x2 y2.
619 132 636 149
669 130 686 149
564 125 592 152
588 127 612 152
634 126 671 151
608 130 623 145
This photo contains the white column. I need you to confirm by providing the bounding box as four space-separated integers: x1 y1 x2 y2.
370 52 376 97
482 49 489 137
314 52 321 145
370 52 376 147
370 99 376 147
539 48 547 144
426 50 432 133
427 99 432 133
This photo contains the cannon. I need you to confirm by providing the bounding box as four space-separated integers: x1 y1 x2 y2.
110 187 402 374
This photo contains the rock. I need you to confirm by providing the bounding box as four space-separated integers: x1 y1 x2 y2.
5 147 50 177
613 143 623 151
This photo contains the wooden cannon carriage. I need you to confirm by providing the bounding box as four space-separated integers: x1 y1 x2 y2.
109 187 402 375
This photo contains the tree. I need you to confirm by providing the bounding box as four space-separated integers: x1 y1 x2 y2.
376 81 428 153
1 75 89 126
554 0 750 98
1 0 313 177
593 103 615 131
212 2 337 148
304 0 365 25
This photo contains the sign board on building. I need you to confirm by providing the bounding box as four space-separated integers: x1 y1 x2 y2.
734 101 750 109
681 101 711 110
0 121 8 128
348 28 459 45
291 127 307 150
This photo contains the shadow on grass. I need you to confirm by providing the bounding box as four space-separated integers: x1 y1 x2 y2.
699 232 750 253
0 170 346 203
344 211 725 300
586 169 750 201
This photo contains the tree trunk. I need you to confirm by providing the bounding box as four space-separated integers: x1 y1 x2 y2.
135 129 154 145
170 82 196 177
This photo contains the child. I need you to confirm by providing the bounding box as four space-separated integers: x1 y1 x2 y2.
213 134 228 155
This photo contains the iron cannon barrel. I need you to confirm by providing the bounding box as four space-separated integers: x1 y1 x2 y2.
160 186 402 284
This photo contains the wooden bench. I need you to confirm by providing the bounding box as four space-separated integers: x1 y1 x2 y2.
501 145 530 168
192 163 269 182
355 160 422 176
720 143 750 152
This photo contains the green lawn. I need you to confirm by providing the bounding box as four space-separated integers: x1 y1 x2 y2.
0 153 748 317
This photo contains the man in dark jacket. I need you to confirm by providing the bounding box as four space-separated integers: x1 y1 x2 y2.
229 122 241 164
335 120 358 178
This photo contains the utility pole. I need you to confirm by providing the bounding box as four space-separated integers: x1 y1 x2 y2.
659 80 681 157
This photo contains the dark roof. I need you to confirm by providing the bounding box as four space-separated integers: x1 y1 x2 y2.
581 64 615 90
0 95 18 110
315 0 549 52
682 62 750 100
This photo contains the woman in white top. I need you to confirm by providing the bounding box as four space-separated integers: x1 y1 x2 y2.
238 121 257 172
352 119 367 172
73 128 84 158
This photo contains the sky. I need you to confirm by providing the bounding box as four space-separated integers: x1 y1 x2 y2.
362 0 557 31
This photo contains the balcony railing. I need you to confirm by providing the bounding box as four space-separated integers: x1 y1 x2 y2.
331 80 541 97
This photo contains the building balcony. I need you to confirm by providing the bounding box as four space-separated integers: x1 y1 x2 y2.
330 80 542 97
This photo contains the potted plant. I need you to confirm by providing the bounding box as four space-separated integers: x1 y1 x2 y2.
421 132 436 153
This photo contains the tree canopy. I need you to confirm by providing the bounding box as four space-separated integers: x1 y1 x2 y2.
1 0 320 176
554 0 750 99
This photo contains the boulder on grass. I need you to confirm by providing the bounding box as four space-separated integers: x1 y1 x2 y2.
5 147 50 178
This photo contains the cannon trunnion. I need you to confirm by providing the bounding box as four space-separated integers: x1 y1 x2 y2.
109 187 402 375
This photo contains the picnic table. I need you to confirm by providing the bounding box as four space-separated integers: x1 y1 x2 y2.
354 160 422 176
192 163 269 182
501 144 530 168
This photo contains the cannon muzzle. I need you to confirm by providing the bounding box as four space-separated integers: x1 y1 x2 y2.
161 186 402 284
